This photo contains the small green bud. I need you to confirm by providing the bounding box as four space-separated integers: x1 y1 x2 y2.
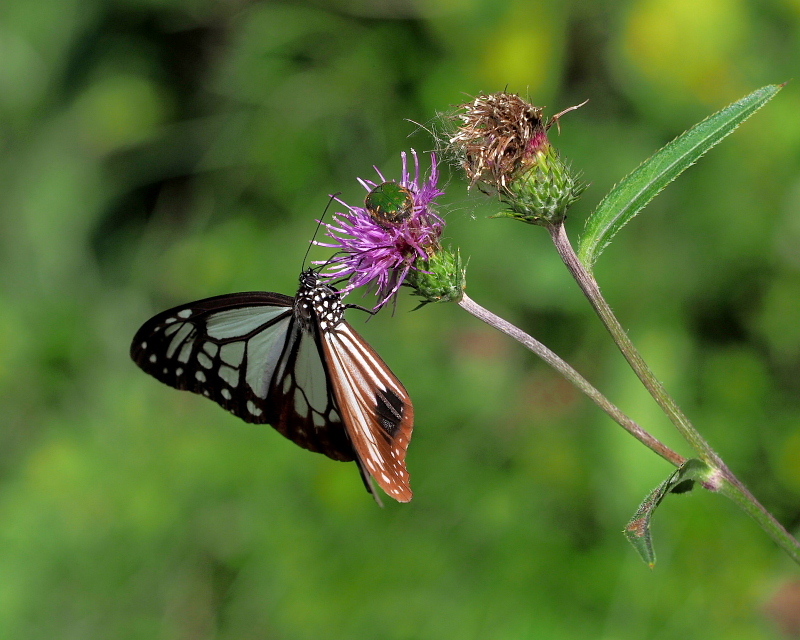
406 246 466 306
492 143 587 226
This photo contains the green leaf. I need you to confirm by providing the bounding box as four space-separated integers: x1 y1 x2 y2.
578 84 784 270
624 459 710 568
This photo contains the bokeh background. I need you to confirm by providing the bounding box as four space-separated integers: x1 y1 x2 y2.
2 0 800 637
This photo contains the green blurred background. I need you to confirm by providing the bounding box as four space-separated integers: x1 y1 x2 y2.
2 0 800 637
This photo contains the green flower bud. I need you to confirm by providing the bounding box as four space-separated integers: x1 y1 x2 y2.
492 142 587 226
406 246 466 306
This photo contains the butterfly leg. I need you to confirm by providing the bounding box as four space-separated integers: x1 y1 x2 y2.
344 304 377 316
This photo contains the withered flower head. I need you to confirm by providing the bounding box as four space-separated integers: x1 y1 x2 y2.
445 91 587 226
448 92 550 190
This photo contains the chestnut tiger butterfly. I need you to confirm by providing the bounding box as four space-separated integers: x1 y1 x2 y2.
130 268 414 503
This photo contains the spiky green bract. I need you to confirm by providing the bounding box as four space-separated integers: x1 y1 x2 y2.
406 247 466 307
492 143 586 226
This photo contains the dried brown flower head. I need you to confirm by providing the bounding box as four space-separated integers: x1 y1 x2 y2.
448 92 549 190
444 92 587 225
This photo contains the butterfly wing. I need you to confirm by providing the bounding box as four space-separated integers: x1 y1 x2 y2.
321 320 414 502
130 293 356 461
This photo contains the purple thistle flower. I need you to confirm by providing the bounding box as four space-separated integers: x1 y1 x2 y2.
316 150 445 309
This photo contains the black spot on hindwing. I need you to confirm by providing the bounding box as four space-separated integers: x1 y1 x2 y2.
374 387 404 437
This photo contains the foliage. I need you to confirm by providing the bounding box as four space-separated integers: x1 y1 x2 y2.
1 0 800 638
578 84 783 269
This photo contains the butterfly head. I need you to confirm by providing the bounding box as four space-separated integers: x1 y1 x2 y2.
299 267 322 290
295 268 345 332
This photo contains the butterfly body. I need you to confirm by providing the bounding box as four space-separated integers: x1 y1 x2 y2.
131 270 413 502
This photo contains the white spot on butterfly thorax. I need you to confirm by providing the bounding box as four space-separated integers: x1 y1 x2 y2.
293 275 345 332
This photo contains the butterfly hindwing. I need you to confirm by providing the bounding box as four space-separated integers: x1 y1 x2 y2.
321 321 414 502
265 320 355 461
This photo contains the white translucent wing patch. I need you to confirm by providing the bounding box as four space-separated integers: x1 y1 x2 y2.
295 332 330 414
220 342 245 367
166 324 193 358
244 316 292 399
206 306 289 339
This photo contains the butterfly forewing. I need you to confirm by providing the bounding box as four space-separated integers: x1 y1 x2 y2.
322 322 414 502
130 291 356 461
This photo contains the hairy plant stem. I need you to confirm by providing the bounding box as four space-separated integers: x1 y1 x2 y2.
457 293 685 467
548 220 800 564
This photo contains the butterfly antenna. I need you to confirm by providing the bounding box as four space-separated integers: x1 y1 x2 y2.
311 250 350 281
302 193 341 271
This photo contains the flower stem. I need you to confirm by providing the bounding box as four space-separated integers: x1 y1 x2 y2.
548 220 800 563
549 222 719 462
457 293 685 467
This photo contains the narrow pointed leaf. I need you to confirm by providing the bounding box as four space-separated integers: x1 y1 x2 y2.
625 459 710 567
578 84 783 269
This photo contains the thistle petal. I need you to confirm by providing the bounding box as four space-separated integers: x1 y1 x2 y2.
315 150 445 309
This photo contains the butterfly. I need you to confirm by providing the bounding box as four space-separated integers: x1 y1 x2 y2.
130 268 414 502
